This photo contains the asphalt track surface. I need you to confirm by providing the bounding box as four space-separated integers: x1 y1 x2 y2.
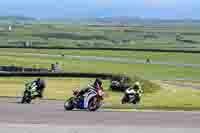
0 98 200 133
2 52 200 68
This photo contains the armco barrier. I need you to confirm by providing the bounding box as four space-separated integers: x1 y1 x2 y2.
0 66 49 72
0 72 118 79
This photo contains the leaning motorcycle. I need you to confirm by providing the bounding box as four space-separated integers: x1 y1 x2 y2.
121 87 141 104
64 86 104 111
21 82 39 104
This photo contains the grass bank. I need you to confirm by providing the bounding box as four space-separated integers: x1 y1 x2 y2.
0 53 199 80
1 48 200 64
0 77 200 110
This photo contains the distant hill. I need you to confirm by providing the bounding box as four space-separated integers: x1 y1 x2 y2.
0 16 36 22
1 15 199 25
85 17 200 25
85 16 142 25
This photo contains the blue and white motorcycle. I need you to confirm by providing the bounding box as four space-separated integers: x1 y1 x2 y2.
64 86 104 111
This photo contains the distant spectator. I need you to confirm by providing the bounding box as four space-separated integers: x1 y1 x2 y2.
8 25 12 32
51 62 61 72
146 58 151 64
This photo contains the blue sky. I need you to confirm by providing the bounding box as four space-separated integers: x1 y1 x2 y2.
0 0 199 19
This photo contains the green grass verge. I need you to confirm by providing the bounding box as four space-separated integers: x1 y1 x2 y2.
0 77 200 110
0 51 200 80
1 48 200 64
1 23 200 50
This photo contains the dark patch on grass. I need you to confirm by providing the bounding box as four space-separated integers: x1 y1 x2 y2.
110 74 161 94
33 32 111 41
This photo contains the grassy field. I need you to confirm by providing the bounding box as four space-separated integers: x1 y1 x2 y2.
1 23 200 50
1 77 200 110
1 48 200 64
162 80 200 86
0 22 200 110
0 77 107 100
0 53 199 80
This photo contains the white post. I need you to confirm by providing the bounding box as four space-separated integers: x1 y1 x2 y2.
8 25 12 31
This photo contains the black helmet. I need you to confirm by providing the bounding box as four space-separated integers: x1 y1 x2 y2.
94 78 102 86
36 78 41 81
133 81 141 91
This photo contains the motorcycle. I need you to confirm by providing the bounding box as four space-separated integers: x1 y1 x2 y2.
64 86 104 111
21 82 39 104
121 87 141 104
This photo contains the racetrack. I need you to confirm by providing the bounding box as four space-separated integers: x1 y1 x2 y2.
0 98 200 133
2 52 200 68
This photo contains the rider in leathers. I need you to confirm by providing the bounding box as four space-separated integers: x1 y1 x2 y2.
125 81 143 103
27 78 46 98
74 78 104 100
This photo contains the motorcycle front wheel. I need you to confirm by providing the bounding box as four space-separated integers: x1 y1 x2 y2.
64 97 74 111
121 95 128 104
21 95 32 104
88 97 101 111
